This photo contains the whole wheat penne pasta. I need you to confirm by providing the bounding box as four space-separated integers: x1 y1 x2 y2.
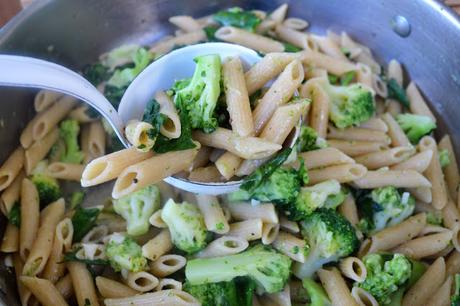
304 66 328 79
301 80 329 138
351 287 379 306
339 257 367 283
317 268 359 306
149 30 206 54
188 165 223 183
252 60 304 133
24 128 59 175
261 223 280 245
353 169 432 189
215 26 284 53
279 215 300 234
270 3 288 23
196 236 249 258
150 254 186 278
340 32 363 59
87 120 106 159
452 225 460 252
95 276 138 299
393 231 452 259
275 24 313 49
372 74 388 98
0 223 19 252
195 194 229 234
154 91 182 139
296 147 355 170
23 199 65 276
300 49 357 75
193 128 280 159
68 105 96 123
265 285 291 306
438 135 459 200
381 112 412 147
125 271 159 292
388 59 403 85
67 261 100 306
312 34 349 61
0 170 25 215
245 52 300 95
386 99 403 117
402 257 445 306
225 202 278 223
406 82 436 122
442 199 460 230
104 289 200 306
446 250 460 276
425 276 452 306
47 162 84 181
142 229 173 261
308 163 367 185
34 90 63 112
390 149 433 173
363 213 426 254
419 136 448 209
407 187 432 203
418 224 450 237
169 15 201 32
82 225 108 244
189 146 211 171
272 231 308 262
55 274 74 300
328 126 390 144
13 254 34 306
20 276 68 306
354 146 415 170
355 48 380 74
155 278 182 291
226 218 263 241
0 146 24 192
215 152 243 179
327 139 386 157
32 96 77 141
338 194 360 227
283 17 309 30
355 64 372 88
223 56 254 137
20 115 40 149
19 178 40 260
359 118 388 132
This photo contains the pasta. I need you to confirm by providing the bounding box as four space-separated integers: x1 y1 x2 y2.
19 178 40 261
196 235 249 258
104 290 199 306
150 254 186 277
0 146 24 192
225 202 279 223
95 276 139 298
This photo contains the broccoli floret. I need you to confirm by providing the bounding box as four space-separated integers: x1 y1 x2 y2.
69 191 85 209
452 274 460 306
287 180 343 221
30 160 62 206
387 79 410 108
396 114 436 144
174 54 221 133
358 253 412 305
319 82 375 129
105 233 147 272
72 205 101 242
439 149 451 168
82 63 110 86
426 210 443 226
293 208 359 278
58 119 84 164
387 259 426 306
302 278 332 306
161 199 207 254
185 244 291 294
357 187 415 235
297 126 328 152
114 184 160 236
213 7 261 32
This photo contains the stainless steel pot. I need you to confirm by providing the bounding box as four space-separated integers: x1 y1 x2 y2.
1 0 460 304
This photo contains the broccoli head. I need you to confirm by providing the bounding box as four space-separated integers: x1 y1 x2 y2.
58 119 84 164
286 180 344 221
30 160 62 206
213 7 262 32
297 126 328 152
396 114 436 144
452 274 460 306
357 187 415 235
105 233 147 272
358 253 412 305
114 184 160 236
293 208 359 278
185 244 292 294
319 82 375 129
302 278 332 306
174 54 221 133
161 199 208 254
439 149 451 168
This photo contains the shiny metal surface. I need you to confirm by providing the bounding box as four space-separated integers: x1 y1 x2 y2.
0 0 460 304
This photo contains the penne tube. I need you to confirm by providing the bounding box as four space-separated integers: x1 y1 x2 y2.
215 26 284 53
407 187 432 203
279 215 300 234
402 257 445 306
150 254 186 278
406 82 436 122
34 90 63 112
265 285 291 306
67 261 100 306
95 276 138 299
215 152 242 180
338 194 360 227
283 17 309 30
24 128 59 175
23 199 65 276
149 209 167 228
305 66 328 79
390 149 433 173
301 79 329 138
356 64 372 88
446 250 460 277
272 231 308 262
0 170 25 215
439 135 459 200
13 254 34 306
20 115 40 149
0 223 19 253
19 178 40 261
359 117 388 132
150 30 206 54
104 289 199 306
142 229 173 261
393 231 452 259
353 169 431 189
225 202 279 224
155 91 182 139
312 34 349 61
195 194 229 234
308 163 367 185
351 287 379 306
82 224 108 244
47 162 84 181
169 15 202 32
112 146 199 199
155 278 182 291
381 113 412 147
354 146 415 170
55 274 74 300
317 268 359 306
88 120 106 158
443 199 460 231
0 146 24 192
388 59 403 85
328 126 391 144
226 219 263 241
419 136 448 209
261 223 280 245
339 257 367 283
327 139 386 157
372 74 388 98
275 24 315 49
20 276 68 306
296 147 355 170
300 49 357 75
425 276 453 306
189 146 211 171
188 165 223 183
269 3 288 23
386 99 403 117
196 236 249 258
193 128 281 160
125 271 159 292
68 105 96 123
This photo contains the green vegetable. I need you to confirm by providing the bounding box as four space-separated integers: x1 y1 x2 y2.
302 278 332 306
105 233 147 272
114 184 160 236
293 208 359 278
340 70 356 86
387 79 410 108
161 199 208 254
297 126 328 152
104 84 127 108
387 259 426 306
8 202 20 227
327 74 339 85
69 191 85 209
63 248 109 266
72 205 101 242
204 26 220 42
58 119 85 164
138 99 166 149
439 149 451 168
358 253 412 305
213 8 261 32
174 54 221 133
284 42 302 53
357 187 415 235
99 44 143 71
185 244 292 294
30 160 62 206
396 113 436 144
452 274 460 306
82 63 110 86
426 210 443 226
